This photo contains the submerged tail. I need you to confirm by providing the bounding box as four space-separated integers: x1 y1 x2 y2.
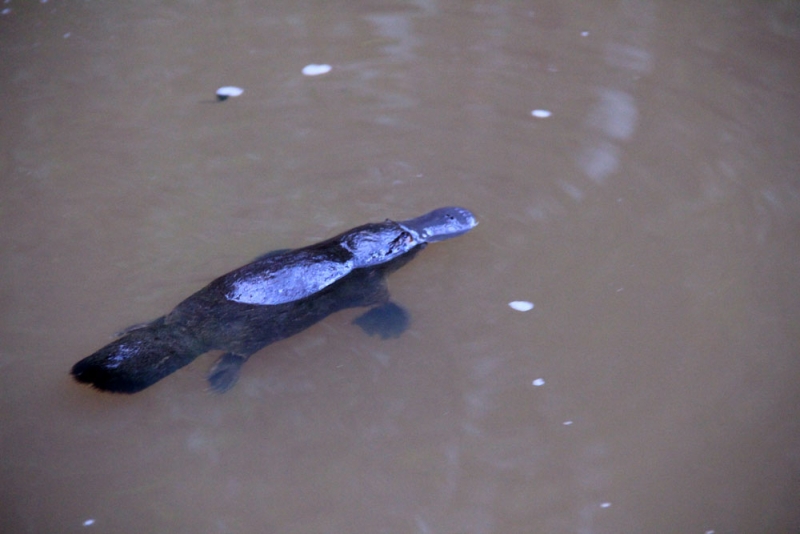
71 322 205 394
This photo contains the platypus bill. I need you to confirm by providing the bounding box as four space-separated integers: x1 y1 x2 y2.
71 207 477 394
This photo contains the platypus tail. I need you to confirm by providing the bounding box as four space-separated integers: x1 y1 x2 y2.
71 321 205 394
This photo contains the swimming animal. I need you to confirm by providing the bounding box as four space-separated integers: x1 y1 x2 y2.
71 207 477 393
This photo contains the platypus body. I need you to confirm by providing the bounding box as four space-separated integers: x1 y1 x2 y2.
71 207 477 394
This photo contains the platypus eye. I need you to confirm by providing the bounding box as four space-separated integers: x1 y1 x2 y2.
388 232 414 253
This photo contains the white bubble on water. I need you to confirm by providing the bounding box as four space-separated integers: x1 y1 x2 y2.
600 502 611 508
508 301 534 312
302 64 332 76
531 109 552 118
82 519 95 527
215 86 244 101
532 378 545 386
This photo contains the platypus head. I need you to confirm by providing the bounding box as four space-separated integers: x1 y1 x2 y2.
341 207 477 269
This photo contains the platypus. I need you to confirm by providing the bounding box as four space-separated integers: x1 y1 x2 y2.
71 207 477 393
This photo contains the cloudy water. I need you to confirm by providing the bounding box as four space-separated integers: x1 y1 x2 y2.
1 1 799 532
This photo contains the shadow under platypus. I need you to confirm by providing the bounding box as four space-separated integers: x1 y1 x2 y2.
71 207 477 394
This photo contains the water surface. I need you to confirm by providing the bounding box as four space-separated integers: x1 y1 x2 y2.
1 1 799 532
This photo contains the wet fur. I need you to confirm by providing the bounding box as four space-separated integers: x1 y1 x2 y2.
72 222 424 394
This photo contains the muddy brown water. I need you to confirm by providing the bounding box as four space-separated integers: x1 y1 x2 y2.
2 1 799 533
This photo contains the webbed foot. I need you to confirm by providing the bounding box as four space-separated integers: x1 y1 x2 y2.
352 302 409 339
207 353 248 393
